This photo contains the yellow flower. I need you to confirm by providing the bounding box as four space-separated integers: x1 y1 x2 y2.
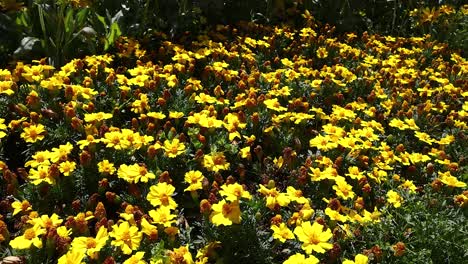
258 184 290 209
294 221 333 254
239 146 251 159
399 180 417 193
59 160 76 176
50 142 74 163
146 112 166 120
71 226 108 259
195 92 217 104
140 218 158 239
286 186 308 204
316 47 328 58
438 135 455 145
57 248 86 264
203 152 230 172
146 182 178 209
9 225 46 249
332 177 355 200
309 134 338 151
0 118 7 139
414 131 435 145
109 221 142 255
84 112 113 123
343 254 368 264
163 138 186 158
219 183 252 202
98 160 116 175
123 251 146 264
325 208 348 222
21 124 46 143
118 163 156 183
169 111 184 119
28 165 55 185
386 190 403 208
271 223 294 243
149 207 177 227
131 93 150 114
283 253 319 264
11 200 32 216
264 98 287 112
184 170 204 192
210 200 241 226
24 150 50 168
168 245 194 264
439 171 467 188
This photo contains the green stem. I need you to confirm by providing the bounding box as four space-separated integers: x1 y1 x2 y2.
37 3 48 51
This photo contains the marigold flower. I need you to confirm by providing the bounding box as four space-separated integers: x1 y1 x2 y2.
203 152 230 172
57 248 86 264
168 245 194 264
333 177 355 200
163 138 186 158
59 160 76 176
118 163 156 183
210 200 241 226
438 171 467 188
343 253 369 264
283 253 319 264
98 160 116 175
11 200 32 216
9 225 46 249
21 124 46 143
123 251 146 264
71 226 108 259
219 183 252 202
294 221 333 254
146 182 178 209
149 207 177 227
271 223 294 243
386 190 403 208
109 221 142 255
184 170 204 192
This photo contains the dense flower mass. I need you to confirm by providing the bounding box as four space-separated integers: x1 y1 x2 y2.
0 4 467 264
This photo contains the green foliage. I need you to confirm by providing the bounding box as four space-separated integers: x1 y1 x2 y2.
343 189 468 263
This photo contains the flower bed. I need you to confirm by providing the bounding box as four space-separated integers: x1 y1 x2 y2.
0 13 467 264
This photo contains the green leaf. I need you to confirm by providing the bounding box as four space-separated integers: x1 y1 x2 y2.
64 8 74 33
76 8 89 26
105 22 121 51
96 13 107 29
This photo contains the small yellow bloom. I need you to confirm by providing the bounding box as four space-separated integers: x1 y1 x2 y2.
283 253 319 264
71 226 108 259
109 221 142 255
386 190 403 208
146 182 178 209
123 251 146 264
11 200 32 216
271 223 294 243
21 124 46 143
59 160 76 176
219 183 252 202
149 207 177 227
343 253 368 264
294 221 333 254
9 225 46 249
57 248 86 264
163 138 186 158
184 170 204 192
210 200 241 226
203 152 230 172
98 160 116 175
